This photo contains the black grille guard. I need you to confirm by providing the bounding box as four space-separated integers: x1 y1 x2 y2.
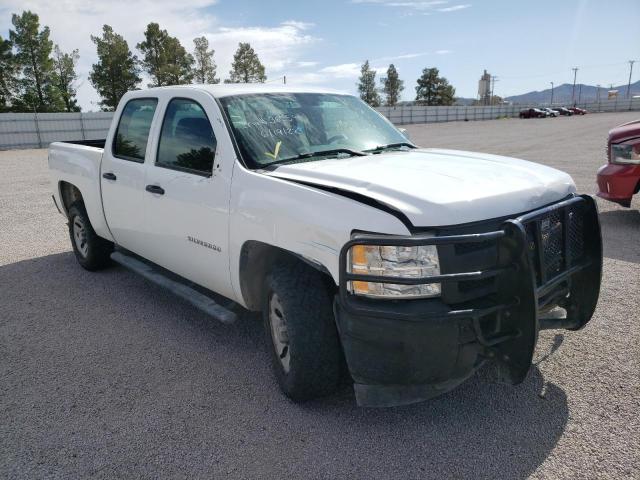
338 194 602 384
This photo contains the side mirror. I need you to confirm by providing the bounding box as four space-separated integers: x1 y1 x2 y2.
398 127 411 141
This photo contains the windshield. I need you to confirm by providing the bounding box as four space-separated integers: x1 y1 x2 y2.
218 93 411 168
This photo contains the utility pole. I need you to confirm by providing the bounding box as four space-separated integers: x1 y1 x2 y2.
627 60 635 98
596 84 601 102
283 75 286 85
571 67 578 105
550 82 554 105
578 83 582 104
490 75 498 104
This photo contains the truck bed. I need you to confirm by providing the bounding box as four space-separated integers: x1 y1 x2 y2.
61 139 106 149
48 139 113 242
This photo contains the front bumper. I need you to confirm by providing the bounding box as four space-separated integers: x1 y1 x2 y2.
596 163 640 207
336 195 602 407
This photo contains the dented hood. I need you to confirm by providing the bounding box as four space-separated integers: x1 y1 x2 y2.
264 148 576 227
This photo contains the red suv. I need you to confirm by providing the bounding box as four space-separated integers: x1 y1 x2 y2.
597 119 640 207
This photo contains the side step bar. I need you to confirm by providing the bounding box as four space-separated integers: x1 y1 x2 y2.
111 251 237 324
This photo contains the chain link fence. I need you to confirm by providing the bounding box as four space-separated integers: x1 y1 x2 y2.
0 97 638 150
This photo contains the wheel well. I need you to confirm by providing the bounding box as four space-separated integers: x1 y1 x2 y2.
239 241 334 311
59 181 84 214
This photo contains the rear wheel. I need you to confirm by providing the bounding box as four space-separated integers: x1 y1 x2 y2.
263 261 342 401
67 202 113 271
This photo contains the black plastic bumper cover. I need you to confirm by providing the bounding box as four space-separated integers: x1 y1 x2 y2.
336 195 602 407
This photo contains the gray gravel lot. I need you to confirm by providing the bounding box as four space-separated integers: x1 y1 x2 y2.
1 112 639 479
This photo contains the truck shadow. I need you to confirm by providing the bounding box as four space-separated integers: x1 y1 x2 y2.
598 208 640 264
1 252 569 479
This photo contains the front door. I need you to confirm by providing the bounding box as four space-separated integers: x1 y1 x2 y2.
101 97 159 255
140 93 235 300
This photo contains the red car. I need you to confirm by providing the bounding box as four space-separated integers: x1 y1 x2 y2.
569 107 588 115
597 119 640 207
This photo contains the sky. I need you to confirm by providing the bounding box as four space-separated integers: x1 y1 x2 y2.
0 0 638 111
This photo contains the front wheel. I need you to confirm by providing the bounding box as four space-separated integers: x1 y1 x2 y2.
263 261 342 401
67 202 113 271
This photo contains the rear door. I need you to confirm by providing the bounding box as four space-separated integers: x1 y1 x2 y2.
101 96 159 254
139 92 235 300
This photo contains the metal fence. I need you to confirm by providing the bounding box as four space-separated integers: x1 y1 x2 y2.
1 97 639 150
0 112 112 150
376 97 640 125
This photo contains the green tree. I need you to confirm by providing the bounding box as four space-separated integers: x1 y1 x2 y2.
415 67 456 106
137 23 167 86
357 60 381 107
0 35 18 111
382 63 403 106
9 10 59 111
193 36 219 84
90 25 141 111
51 45 80 112
161 36 194 85
137 23 193 86
225 43 266 83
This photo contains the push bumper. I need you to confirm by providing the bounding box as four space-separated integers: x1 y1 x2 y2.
596 163 640 207
336 195 602 407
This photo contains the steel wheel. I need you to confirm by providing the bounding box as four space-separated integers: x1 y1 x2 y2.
268 292 291 373
72 215 89 258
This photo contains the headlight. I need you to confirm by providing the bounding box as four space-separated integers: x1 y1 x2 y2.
611 139 640 164
349 242 440 299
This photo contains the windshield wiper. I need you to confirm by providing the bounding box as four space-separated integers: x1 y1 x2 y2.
268 148 367 167
364 142 416 153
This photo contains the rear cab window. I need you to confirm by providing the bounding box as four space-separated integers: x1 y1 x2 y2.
112 98 158 162
156 98 217 176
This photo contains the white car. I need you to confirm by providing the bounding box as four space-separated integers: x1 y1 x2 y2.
48 85 602 407
540 107 559 117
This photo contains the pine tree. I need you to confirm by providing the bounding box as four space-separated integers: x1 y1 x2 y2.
137 23 167 87
415 67 456 106
357 60 381 107
9 11 60 112
51 45 80 112
0 35 18 111
225 43 266 83
193 36 219 84
137 23 193 87
382 63 403 106
90 25 141 111
160 36 194 85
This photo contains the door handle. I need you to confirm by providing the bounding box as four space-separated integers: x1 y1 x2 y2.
145 184 165 195
102 172 117 181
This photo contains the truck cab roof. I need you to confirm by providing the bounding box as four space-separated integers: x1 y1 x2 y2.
135 83 347 99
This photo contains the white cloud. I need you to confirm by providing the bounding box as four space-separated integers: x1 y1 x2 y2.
319 63 361 78
280 20 315 30
437 4 471 12
0 0 319 110
351 0 470 14
296 61 319 68
435 49 452 54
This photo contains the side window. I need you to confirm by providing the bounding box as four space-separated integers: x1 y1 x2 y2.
156 98 217 176
113 98 158 161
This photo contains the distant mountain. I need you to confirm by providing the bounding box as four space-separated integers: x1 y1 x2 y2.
505 80 640 105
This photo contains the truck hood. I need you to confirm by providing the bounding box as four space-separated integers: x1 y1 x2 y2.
263 148 576 227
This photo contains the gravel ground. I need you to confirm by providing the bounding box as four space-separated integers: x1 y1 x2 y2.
1 112 639 479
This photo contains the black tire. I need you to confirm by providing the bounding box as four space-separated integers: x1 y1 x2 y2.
67 201 113 271
263 261 342 401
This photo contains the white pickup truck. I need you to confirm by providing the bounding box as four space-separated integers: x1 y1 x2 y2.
49 85 602 407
